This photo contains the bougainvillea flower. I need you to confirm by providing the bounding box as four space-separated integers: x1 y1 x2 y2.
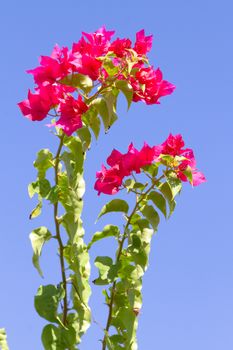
95 136 206 195
134 29 153 55
138 143 162 165
27 56 64 86
161 133 186 156
192 170 206 186
109 38 132 57
94 165 123 195
81 26 115 57
18 89 53 121
54 95 88 136
176 149 206 186
132 68 176 105
72 54 102 81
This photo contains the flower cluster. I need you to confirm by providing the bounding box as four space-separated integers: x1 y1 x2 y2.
18 27 175 136
94 134 206 195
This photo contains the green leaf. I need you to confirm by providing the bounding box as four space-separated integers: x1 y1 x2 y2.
0 328 9 350
182 165 193 184
141 205 160 231
133 182 147 191
103 58 119 76
148 191 167 218
88 225 119 249
76 126 92 151
142 163 159 178
115 80 133 109
91 98 109 131
124 178 135 192
82 106 101 139
42 324 76 350
159 182 176 217
103 90 118 127
97 199 129 220
29 226 52 277
34 149 53 179
29 200 42 219
34 284 65 323
166 173 182 198
93 256 113 285
60 73 93 93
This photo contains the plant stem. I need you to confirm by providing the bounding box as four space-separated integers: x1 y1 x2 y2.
101 176 164 349
53 133 68 325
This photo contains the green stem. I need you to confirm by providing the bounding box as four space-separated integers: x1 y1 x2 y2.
53 133 68 325
102 175 164 349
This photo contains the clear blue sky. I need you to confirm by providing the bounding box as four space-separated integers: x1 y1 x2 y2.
1 0 233 349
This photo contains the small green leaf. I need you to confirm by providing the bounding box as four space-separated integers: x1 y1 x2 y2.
124 178 135 192
142 163 159 178
29 226 52 277
0 328 9 350
103 90 118 127
29 200 42 219
91 98 109 131
60 73 93 93
182 165 193 184
34 149 53 179
141 205 160 231
88 225 119 249
103 58 119 76
159 182 176 217
166 173 182 198
42 324 76 350
93 256 113 285
34 284 64 323
133 182 147 191
148 191 167 218
82 106 101 139
76 126 92 151
115 80 133 109
97 199 129 220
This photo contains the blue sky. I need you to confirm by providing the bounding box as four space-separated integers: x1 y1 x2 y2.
1 0 233 349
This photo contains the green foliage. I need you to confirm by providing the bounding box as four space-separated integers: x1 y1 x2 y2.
166 172 182 198
98 199 129 220
115 80 133 109
60 73 93 93
42 324 76 350
34 149 54 179
88 225 120 249
159 182 177 217
76 126 92 151
148 191 167 218
29 226 52 277
34 284 65 323
0 329 9 350
82 106 101 140
140 204 160 231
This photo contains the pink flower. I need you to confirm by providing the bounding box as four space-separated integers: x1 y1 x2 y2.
95 136 206 195
161 133 186 156
109 38 132 57
94 165 123 195
138 143 162 166
132 68 175 105
18 88 54 121
54 95 88 136
77 26 115 57
134 29 153 55
177 149 206 186
27 56 63 86
192 170 206 186
72 54 102 81
107 149 124 167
